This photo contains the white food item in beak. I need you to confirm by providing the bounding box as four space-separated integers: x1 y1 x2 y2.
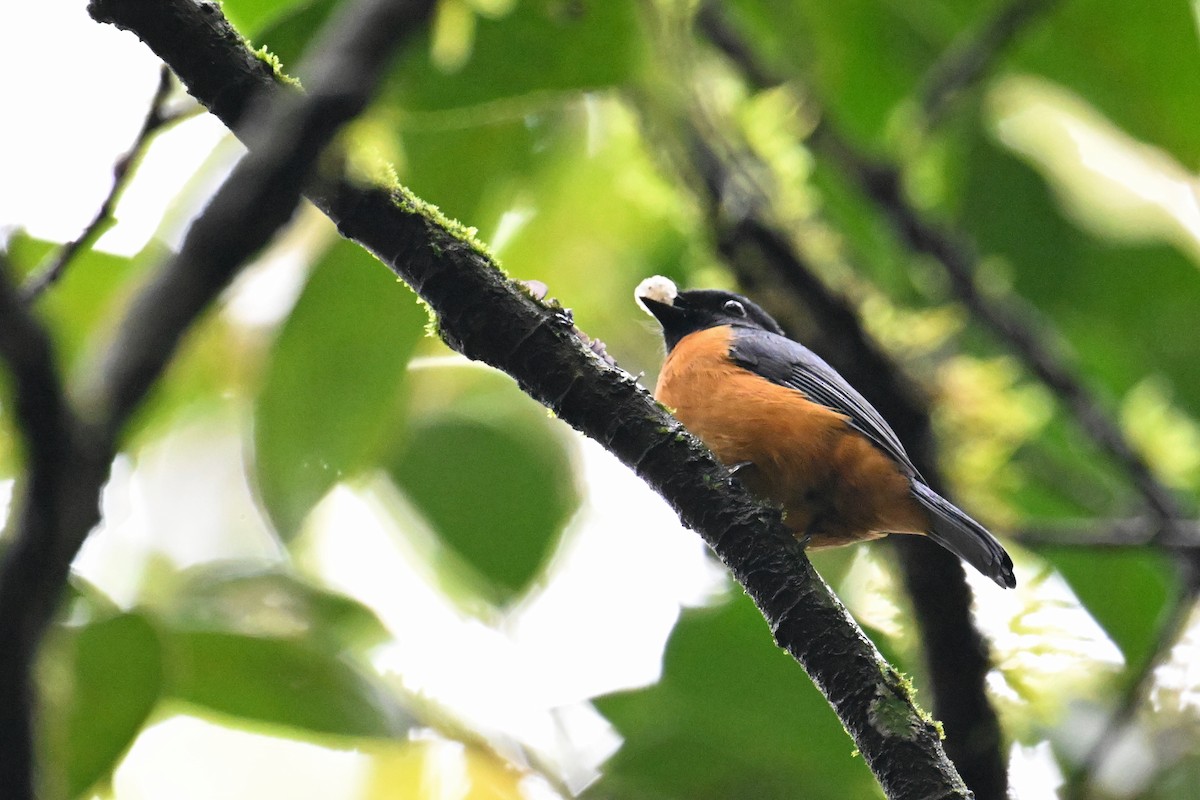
634 275 678 315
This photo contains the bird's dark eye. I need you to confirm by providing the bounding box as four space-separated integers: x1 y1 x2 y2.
723 299 747 317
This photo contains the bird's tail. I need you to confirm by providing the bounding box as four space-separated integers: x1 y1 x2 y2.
910 481 1016 589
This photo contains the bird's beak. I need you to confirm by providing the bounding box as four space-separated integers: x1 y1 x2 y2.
638 295 689 328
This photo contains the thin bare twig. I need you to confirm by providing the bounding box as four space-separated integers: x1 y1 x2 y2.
21 66 184 301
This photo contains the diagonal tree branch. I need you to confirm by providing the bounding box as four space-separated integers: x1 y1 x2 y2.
0 2 435 798
85 1 975 796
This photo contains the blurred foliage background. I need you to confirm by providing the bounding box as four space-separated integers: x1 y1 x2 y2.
3 0 1200 798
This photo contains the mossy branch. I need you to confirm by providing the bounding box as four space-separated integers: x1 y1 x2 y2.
85 0 974 796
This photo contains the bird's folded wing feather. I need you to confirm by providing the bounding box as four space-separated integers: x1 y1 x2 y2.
729 329 921 479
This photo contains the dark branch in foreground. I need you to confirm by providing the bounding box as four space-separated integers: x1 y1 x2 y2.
88 0 437 439
0 257 109 800
0 2 433 798
21 66 182 301
693 8 1007 797
85 1 973 796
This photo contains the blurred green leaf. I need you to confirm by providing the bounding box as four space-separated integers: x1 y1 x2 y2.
163 629 411 738
721 0 941 145
40 611 163 800
164 563 393 651
1121 378 1200 492
253 238 427 538
1010 413 1137 522
4 232 147 374
2 232 240 448
810 158 926 302
221 0 314 38
0 232 149 477
1043 548 1176 669
398 110 566 233
389 0 644 112
253 0 337 70
125 309 261 451
1011 0 1200 164
480 97 698 363
957 136 1200 410
387 408 578 600
593 595 880 800
258 0 645 110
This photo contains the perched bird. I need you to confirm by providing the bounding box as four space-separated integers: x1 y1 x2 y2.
636 276 1016 588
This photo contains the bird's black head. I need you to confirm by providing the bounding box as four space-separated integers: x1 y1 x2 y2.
637 280 784 351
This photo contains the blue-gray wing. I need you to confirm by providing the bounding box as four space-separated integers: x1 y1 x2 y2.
728 328 921 479
729 327 1017 587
